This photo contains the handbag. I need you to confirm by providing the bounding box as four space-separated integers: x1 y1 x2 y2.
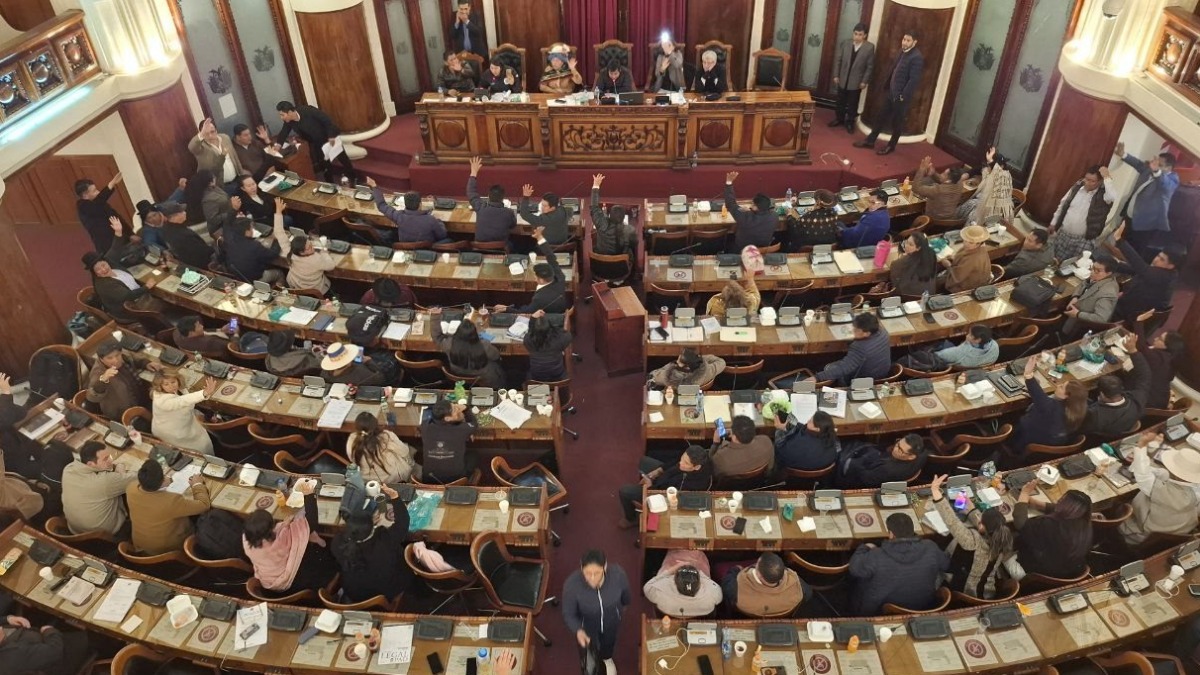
579 641 602 675
1011 274 1055 315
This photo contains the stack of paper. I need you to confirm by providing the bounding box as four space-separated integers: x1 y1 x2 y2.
279 308 317 325
93 579 141 622
441 320 462 335
317 399 355 429
489 400 533 429
166 464 203 494
378 624 414 666
789 392 818 424
383 323 411 341
833 250 864 274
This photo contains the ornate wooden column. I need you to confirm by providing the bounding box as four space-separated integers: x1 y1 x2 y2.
288 0 386 135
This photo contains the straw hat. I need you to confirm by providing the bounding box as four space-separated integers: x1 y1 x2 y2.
320 342 360 371
961 224 989 244
1162 447 1200 484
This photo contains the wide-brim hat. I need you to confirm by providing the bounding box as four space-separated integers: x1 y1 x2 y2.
961 225 989 244
320 342 359 371
1162 447 1200 484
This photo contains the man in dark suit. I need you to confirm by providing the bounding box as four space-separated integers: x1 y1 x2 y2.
830 23 875 133
274 100 356 184
855 30 924 156
1114 142 1179 258
595 60 635 96
450 1 486 61
494 231 567 314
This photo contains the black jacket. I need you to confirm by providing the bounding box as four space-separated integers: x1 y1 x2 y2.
420 410 477 482
322 363 385 387
0 394 40 478
275 104 340 163
160 223 215 269
0 626 73 674
510 244 567 314
1014 502 1092 578
725 184 776 251
223 229 279 282
595 68 635 95
449 14 486 59
77 187 124 253
1113 240 1176 322
694 65 727 95
848 537 949 615
518 200 570 244
886 47 924 100
524 329 573 382
482 68 522 94
332 494 412 602
815 328 892 385
235 190 277 224
1081 351 1150 439
373 189 447 243
438 65 477 93
774 424 839 472
836 442 925 489
466 176 517 242
651 461 713 492
562 564 631 640
589 188 636 259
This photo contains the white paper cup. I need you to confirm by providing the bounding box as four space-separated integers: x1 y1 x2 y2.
499 499 510 513
731 491 744 503
733 641 747 657
727 500 740 513
112 330 124 342
365 481 381 498
879 627 893 642
441 252 451 263
507 389 520 401
666 487 679 498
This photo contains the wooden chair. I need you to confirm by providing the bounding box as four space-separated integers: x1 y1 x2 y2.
274 449 348 476
1086 420 1141 447
457 50 484 75
767 367 831 390
319 578 402 612
925 442 972 467
690 228 729 255
780 463 835 490
491 457 569 545
881 586 952 615
247 422 319 457
898 216 929 239
201 415 256 455
711 359 765 391
758 242 781 254
996 324 1039 360
1092 502 1134 530
44 516 117 555
593 39 633 79
245 576 318 605
990 263 1005 284
412 468 482 488
1025 435 1087 461
588 251 632 286
716 463 773 491
1144 396 1192 424
440 366 480 388
121 406 152 434
879 363 904 383
950 579 1020 607
393 240 434 251
117 541 197 581
694 39 733 85
770 279 815 310
432 240 469 253
649 230 689 256
748 48 790 91
899 363 953 379
1021 566 1090 593
225 340 267 368
154 327 176 347
404 543 480 613
931 423 1013 467
109 643 220 675
395 353 445 388
470 531 555 646
182 534 253 580
76 287 112 322
927 215 967 231
26 345 83 402
489 43 526 91
646 284 695 314
1011 188 1027 217
471 240 509 254
785 551 849 592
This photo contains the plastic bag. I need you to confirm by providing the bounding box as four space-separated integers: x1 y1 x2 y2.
407 491 443 531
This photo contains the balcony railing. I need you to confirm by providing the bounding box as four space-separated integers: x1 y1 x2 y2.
0 10 101 128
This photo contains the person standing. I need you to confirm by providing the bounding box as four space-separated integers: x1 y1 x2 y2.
854 30 923 156
75 172 126 253
449 1 486 61
274 100 356 184
1114 142 1179 258
188 118 243 189
563 550 631 675
1049 165 1118 262
830 23 875 134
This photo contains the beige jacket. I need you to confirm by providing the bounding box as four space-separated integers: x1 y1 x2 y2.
0 453 42 520
127 481 212 555
273 213 335 293
347 430 418 483
151 390 213 455
189 133 244 181
61 461 132 535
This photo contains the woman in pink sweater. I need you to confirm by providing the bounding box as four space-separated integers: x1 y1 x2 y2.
243 487 337 593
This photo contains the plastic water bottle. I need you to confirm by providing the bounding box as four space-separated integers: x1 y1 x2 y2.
921 290 930 311
785 188 793 205
721 640 732 660
695 389 704 418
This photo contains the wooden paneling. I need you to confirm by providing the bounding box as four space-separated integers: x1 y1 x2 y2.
1024 83 1127 223
6 154 133 227
0 203 68 375
294 4 385 134
0 0 55 31
861 0 953 136
687 0 754 91
118 79 198 203
495 0 563 88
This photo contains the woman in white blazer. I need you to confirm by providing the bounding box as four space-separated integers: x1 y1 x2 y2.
150 371 217 455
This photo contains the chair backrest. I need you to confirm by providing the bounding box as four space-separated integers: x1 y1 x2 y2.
717 462 770 491
342 216 383 245
749 48 790 91
182 534 252 572
694 40 733 71
690 228 729 255
404 542 477 587
458 50 484 74
121 406 153 433
588 251 632 283
393 240 434 251
1026 435 1087 458
650 230 689 255
472 532 509 580
489 43 526 89
245 577 315 604
882 586 952 615
594 39 633 75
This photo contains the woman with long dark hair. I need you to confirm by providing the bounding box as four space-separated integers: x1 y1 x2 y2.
1003 357 1088 467
888 232 938 297
1013 487 1092 579
243 486 337 593
430 309 504 388
346 411 418 483
331 483 411 603
523 310 573 382
181 169 213 225
773 410 840 472
930 474 1015 598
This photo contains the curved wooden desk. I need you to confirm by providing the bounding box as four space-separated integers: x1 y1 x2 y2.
0 523 535 674
639 542 1200 675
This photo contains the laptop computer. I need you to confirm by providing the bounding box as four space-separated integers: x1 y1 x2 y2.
301 376 328 398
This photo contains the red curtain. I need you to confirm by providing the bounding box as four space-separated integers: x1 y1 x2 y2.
565 0 620 86
628 0 688 86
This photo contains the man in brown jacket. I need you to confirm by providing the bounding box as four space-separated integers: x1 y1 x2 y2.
710 416 774 481
86 339 158 420
189 118 244 187
721 552 806 617
941 224 992 293
126 459 211 555
0 452 42 520
912 156 969 220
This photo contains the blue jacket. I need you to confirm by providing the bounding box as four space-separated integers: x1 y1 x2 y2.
887 48 924 100
774 424 840 472
815 328 891 385
839 208 890 249
1123 154 1179 232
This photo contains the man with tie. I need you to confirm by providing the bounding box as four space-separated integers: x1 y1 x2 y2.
450 1 486 61
1114 141 1179 258
829 23 875 134
855 30 924 156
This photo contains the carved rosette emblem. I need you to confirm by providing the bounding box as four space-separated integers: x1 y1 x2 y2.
973 43 995 71
807 33 821 48
1019 64 1043 93
207 66 232 94
561 123 666 153
775 28 790 44
253 46 275 72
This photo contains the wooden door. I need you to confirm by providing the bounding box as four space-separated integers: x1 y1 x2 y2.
494 0 564 88
5 155 133 228
379 0 435 114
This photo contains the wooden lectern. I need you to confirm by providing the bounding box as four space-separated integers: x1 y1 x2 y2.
591 282 645 376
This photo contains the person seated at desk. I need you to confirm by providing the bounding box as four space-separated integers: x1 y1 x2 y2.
617 445 712 528
706 275 760 321
222 216 283 285
595 59 634 96
1062 255 1119 338
367 176 448 244
786 189 840 251
724 172 776 251
61 441 132 537
839 189 890 249
1110 222 1178 324
466 156 518 244
835 433 927 489
233 123 286 182
1080 350 1150 439
648 37 684 93
151 370 217 456
519 185 570 245
693 50 727 96
1141 328 1184 410
172 315 231 355
0 449 41 521
900 324 999 371
437 51 477 95
774 410 840 473
127 459 211 555
849 513 949 615
941 224 991 294
815 313 891 385
644 558 722 618
134 182 187 251
721 552 807 618
540 44 583 95
1003 228 1054 279
589 173 637 264
158 202 216 269
321 343 386 387
482 60 521 94
186 169 236 236
524 310 573 382
1002 357 1088 468
243 487 337 593
930 474 1014 600
361 277 417 308
0 373 42 479
189 118 243 189
1013 485 1092 579
710 415 774 480
420 399 478 484
912 156 969 221
234 174 278 224
430 312 505 388
332 482 412 604
265 329 321 377
272 203 335 295
0 610 91 675
1119 432 1200 547
496 238 566 315
886 231 938 297
347 411 418 483
648 347 726 389
82 248 154 326
86 339 159 421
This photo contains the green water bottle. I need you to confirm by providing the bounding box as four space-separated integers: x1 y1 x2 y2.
453 380 466 402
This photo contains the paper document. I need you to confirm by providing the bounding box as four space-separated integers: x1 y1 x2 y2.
165 464 203 494
57 576 96 606
317 399 355 429
383 323 412 341
699 317 722 336
817 388 848 418
93 579 141 623
280 308 317 325
20 409 63 440
378 624 414 665
235 602 269 650
718 327 756 342
321 137 345 162
702 395 732 424
489 400 533 429
790 392 818 424
440 320 462 335
833 250 864 274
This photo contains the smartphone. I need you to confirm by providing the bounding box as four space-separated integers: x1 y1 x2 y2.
465 658 478 675
354 352 363 363
698 655 715 675
715 418 727 438
923 312 936 324
228 317 239 332
654 326 669 339
732 516 747 534
1189 584 1200 597
426 652 445 674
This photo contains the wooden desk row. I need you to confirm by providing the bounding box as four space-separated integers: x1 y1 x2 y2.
23 398 551 552
643 331 1118 442
640 545 1199 675
75 324 565 468
644 274 1080 360
0 523 535 674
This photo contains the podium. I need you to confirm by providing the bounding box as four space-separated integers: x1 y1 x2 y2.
591 283 645 376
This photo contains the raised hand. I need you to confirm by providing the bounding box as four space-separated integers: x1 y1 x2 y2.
568 57 578 70
230 196 242 211
366 176 377 189
202 376 218 397
255 124 271 143
1115 142 1125 158
275 198 286 214
469 156 483 176
0 373 10 396
108 172 124 188
725 171 739 183
108 216 123 235
592 173 605 188
522 184 535 198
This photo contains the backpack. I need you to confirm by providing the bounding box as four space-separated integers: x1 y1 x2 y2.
66 311 103 340
28 351 79 404
238 331 270 354
346 305 387 346
194 510 246 561
1011 274 1056 318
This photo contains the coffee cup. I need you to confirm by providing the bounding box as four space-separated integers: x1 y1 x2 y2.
441 252 451 263
733 641 747 657
365 481 381 498
499 499 510 513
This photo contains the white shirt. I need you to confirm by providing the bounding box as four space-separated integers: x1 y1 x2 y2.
1131 446 1200 501
1053 177 1116 236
